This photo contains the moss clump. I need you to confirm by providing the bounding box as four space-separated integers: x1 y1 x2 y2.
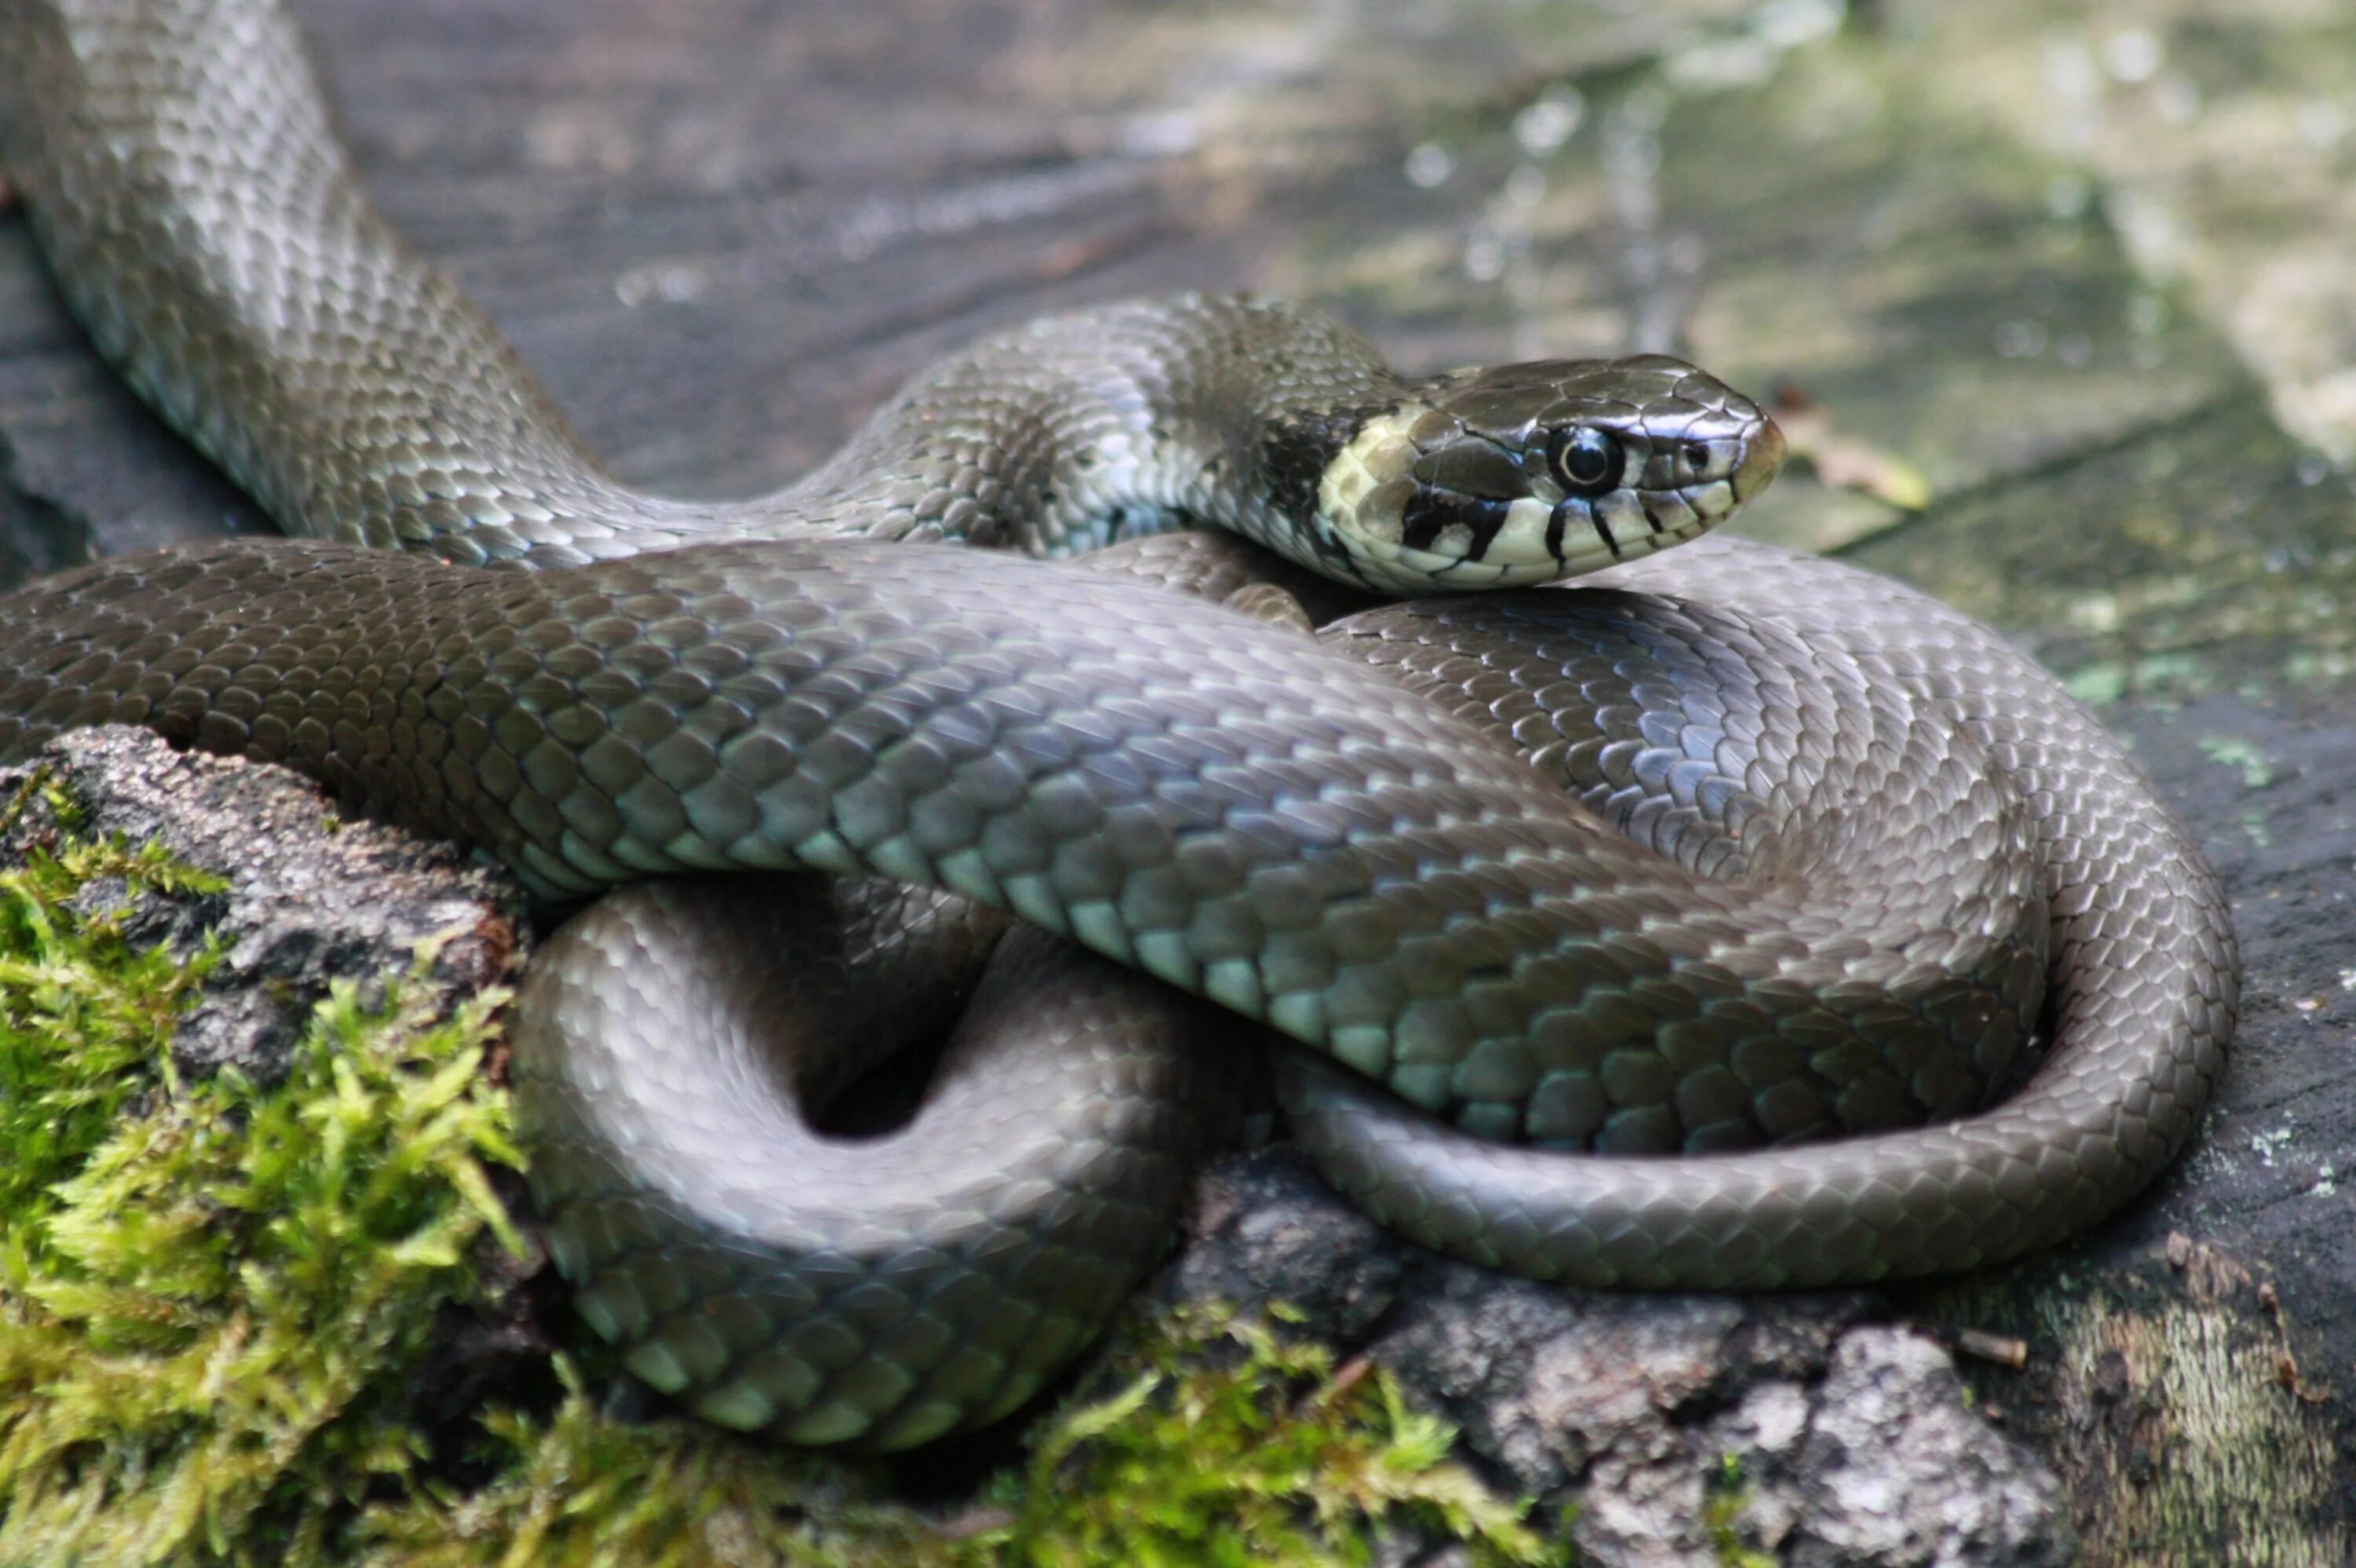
1703 1455 1774 1568
971 1306 1571 1567
362 1309 1570 1568
0 818 1568 1566
0 825 522 1564
353 1366 952 1568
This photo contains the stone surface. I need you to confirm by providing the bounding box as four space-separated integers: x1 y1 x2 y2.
1156 1148 2072 1566
4 1 2353 1562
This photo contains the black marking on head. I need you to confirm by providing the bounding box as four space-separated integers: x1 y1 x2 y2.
1639 500 1667 535
1462 499 1513 560
1400 491 1512 557
1259 406 1392 524
1545 499 1571 560
1590 506 1622 558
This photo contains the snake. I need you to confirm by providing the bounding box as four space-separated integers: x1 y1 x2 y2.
0 0 2238 1454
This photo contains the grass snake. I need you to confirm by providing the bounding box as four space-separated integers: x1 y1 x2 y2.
0 0 2239 1452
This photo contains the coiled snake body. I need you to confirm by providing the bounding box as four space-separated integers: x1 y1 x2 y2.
0 0 2238 1451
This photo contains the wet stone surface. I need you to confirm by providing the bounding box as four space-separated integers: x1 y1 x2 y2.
4 1 2354 1563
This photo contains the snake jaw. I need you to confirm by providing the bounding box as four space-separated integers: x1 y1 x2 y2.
1312 354 1782 591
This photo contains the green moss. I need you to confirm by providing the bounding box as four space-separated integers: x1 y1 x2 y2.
364 1308 1570 1568
1702 1455 1774 1568
353 1369 953 1568
971 1305 1570 1567
0 824 522 1565
0 819 1569 1566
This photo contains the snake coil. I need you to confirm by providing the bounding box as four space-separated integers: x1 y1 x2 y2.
0 0 2237 1450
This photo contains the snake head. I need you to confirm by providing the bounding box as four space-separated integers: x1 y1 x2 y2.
1314 354 1784 592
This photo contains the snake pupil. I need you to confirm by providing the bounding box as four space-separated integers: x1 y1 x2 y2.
1549 426 1623 497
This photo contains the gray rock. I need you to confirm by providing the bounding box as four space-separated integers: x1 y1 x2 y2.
1154 1144 1407 1341
1775 1329 2069 1568
1158 1146 2072 1568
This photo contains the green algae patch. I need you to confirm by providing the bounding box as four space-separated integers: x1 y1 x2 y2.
0 821 1565 1567
1930 1252 2351 1568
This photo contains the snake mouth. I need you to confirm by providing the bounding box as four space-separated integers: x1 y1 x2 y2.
1312 356 1783 592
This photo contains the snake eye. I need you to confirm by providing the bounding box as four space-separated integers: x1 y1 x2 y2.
1548 426 1623 497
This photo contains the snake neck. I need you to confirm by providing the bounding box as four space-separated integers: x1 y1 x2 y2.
773 294 1413 567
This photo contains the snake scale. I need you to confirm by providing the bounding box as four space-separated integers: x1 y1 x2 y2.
0 0 2237 1452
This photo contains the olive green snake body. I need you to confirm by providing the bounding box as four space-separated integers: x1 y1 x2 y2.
0 0 2238 1450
